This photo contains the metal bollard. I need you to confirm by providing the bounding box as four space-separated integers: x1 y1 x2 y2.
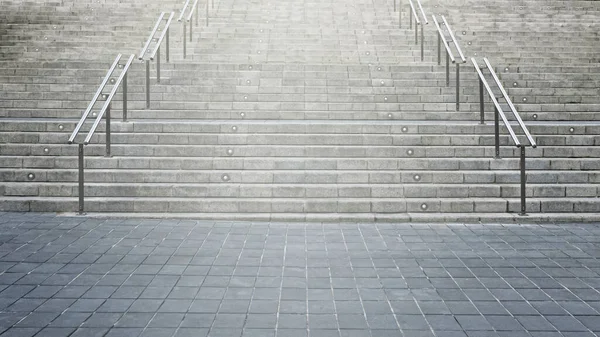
455 63 460 111
78 144 85 215
105 103 111 157
145 60 150 108
520 146 527 216
494 106 500 159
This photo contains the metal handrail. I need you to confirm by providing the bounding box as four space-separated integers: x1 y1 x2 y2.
432 14 467 110
407 0 426 61
472 57 537 216
432 15 455 63
68 55 121 144
178 0 191 21
139 12 174 108
150 13 174 61
179 0 201 59
84 54 135 145
471 58 520 147
483 58 537 148
408 0 420 25
67 54 135 215
139 12 166 60
442 16 465 62
415 0 428 25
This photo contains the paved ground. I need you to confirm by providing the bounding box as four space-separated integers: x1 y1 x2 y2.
0 212 599 337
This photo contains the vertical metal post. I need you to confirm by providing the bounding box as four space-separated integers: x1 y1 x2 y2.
122 72 127 122
445 51 449 86
183 22 187 59
157 46 161 83
105 103 111 157
78 144 85 215
393 0 396 12
437 34 441 65
479 78 484 124
414 20 418 44
409 8 412 29
166 27 170 62
519 146 527 216
399 0 402 28
189 18 193 42
420 23 424 61
145 60 150 108
494 106 500 159
206 0 209 26
455 63 460 111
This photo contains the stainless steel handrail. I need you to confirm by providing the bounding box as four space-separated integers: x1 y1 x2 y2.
483 58 537 148
442 16 465 63
471 58 520 147
139 12 166 60
179 0 201 59
415 0 428 24
432 14 467 110
68 54 121 144
140 12 175 108
432 15 455 63
149 13 175 61
472 57 536 216
84 54 135 145
407 0 426 61
178 0 191 21
67 54 135 215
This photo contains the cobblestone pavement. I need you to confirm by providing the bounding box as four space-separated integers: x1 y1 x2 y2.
0 212 599 337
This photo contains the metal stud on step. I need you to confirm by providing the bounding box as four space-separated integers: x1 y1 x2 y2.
569 127 575 133
110 78 116 84
467 42 472 45
58 124 64 130
226 149 234 156
102 94 108 100
387 113 393 119
43 148 50 154
246 80 251 84
522 97 527 102
35 48 39 52
244 96 248 100
462 31 466 35
232 126 238 132
413 174 421 181
401 126 408 133
380 81 385 86
240 112 246 118
27 173 35 180
532 114 538 120
366 51 370 55
222 174 230 181
420 203 428 210
248 65 253 70
377 67 381 71
513 82 518 87
92 112 97 117
504 67 509 72
384 97 388 101
407 149 414 156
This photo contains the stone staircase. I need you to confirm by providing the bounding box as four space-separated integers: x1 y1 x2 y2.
0 0 599 221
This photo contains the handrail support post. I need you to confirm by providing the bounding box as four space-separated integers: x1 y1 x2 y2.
145 60 150 108
190 18 193 41
456 63 460 111
420 23 424 61
399 0 402 28
437 34 441 65
445 51 449 86
122 72 127 122
166 27 170 62
157 46 161 83
105 103 111 157
206 0 209 26
519 146 527 216
393 0 396 12
479 78 484 124
494 106 500 159
414 20 418 44
183 22 187 59
78 144 85 215
409 5 412 29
